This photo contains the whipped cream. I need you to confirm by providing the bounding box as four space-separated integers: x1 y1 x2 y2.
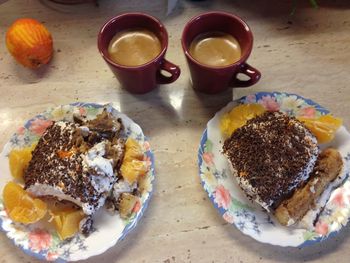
82 141 115 194
27 183 96 215
112 179 137 201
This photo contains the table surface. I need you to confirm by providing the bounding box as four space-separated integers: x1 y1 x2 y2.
1 0 350 262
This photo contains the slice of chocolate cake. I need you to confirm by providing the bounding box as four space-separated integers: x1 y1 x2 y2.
222 111 319 211
24 110 125 217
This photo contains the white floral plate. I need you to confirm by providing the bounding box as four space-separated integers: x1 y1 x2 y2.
0 103 155 261
198 92 350 247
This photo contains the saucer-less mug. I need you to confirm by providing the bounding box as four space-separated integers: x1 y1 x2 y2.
181 12 261 94
98 13 180 94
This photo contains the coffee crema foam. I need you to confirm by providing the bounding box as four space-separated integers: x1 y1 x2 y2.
189 31 242 67
108 28 161 67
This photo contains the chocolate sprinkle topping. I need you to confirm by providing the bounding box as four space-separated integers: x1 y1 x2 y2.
222 111 319 210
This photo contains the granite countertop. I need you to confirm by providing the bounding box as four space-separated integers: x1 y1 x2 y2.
0 0 349 262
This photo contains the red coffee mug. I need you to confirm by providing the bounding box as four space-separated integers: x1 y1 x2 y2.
181 12 261 94
98 13 180 94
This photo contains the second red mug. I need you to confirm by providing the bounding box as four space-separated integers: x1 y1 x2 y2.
98 13 181 94
182 12 261 94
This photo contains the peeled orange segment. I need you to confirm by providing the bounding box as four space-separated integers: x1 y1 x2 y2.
123 138 144 162
298 115 343 144
9 143 36 180
220 104 266 138
50 208 85 240
3 181 47 224
121 159 148 184
121 138 148 184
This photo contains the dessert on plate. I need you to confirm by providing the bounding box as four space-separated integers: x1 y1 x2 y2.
25 111 125 217
221 105 344 227
3 107 148 239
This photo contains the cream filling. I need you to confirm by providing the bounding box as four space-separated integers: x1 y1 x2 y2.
82 141 115 195
26 183 96 215
112 179 137 201
82 141 114 177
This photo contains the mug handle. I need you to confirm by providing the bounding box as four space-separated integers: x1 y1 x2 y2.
230 63 261 87
157 59 181 84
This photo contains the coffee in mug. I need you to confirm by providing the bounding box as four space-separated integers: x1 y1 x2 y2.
181 11 261 94
108 28 162 66
98 12 181 94
189 31 241 67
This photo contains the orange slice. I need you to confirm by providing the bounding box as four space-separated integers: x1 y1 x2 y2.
9 143 36 180
220 104 266 138
120 138 148 184
121 159 148 184
298 115 343 144
3 181 47 224
123 138 144 162
50 208 84 240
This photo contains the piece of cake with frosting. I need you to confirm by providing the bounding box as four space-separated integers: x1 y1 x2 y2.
24 109 125 233
223 111 319 211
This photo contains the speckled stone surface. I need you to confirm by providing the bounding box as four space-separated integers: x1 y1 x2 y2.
0 0 350 262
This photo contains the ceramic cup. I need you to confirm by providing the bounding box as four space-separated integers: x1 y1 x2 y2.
98 13 180 94
181 11 261 94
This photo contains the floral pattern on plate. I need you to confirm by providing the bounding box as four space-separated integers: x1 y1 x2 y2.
0 103 155 261
198 92 350 247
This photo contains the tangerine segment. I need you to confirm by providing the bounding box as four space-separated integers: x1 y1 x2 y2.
9 143 36 179
123 138 144 162
121 159 148 184
121 138 148 184
220 104 266 138
298 115 343 144
50 208 84 240
3 181 47 224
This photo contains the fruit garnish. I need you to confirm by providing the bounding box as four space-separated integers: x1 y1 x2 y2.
120 138 148 184
9 143 36 180
3 181 47 224
119 193 140 219
6 18 53 68
50 208 84 240
57 147 76 159
123 138 144 162
220 104 266 138
120 159 148 184
298 115 343 144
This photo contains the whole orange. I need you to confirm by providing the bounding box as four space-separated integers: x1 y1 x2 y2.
6 18 53 69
